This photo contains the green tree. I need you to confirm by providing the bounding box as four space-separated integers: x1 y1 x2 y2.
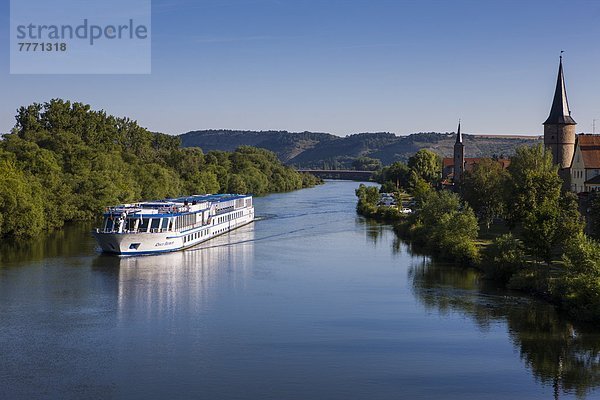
352 156 382 171
0 160 46 237
408 171 433 206
587 192 600 240
183 170 220 194
355 184 380 206
558 233 600 321
501 144 584 265
407 149 441 184
521 192 583 265
227 174 248 194
462 158 509 228
482 233 525 284
355 184 380 216
411 190 480 263
376 161 411 191
505 144 562 228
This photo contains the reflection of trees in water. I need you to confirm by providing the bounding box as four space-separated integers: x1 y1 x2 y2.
0 222 96 265
357 217 404 254
357 217 386 245
410 259 600 399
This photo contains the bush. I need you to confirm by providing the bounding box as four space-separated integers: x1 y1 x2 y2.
555 233 600 322
397 189 480 264
482 234 525 284
431 206 480 264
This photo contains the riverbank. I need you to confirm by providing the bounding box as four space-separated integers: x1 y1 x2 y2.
355 184 600 325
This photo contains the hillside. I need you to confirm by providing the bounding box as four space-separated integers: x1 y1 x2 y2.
180 130 337 162
180 130 542 168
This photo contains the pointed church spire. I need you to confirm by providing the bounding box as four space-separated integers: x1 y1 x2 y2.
453 120 465 185
544 53 576 125
455 120 462 144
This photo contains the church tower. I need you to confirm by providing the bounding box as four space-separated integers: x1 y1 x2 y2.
544 55 576 170
453 122 464 183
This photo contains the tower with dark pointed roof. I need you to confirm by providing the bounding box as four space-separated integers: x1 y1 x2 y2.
453 121 464 183
544 55 577 170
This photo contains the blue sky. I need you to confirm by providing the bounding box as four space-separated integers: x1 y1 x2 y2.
2 0 600 136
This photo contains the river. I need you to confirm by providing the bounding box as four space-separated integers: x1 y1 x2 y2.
1 180 599 399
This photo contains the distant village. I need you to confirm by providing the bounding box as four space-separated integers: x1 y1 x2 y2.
444 56 600 194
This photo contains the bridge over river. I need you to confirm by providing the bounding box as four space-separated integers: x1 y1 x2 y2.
297 169 376 181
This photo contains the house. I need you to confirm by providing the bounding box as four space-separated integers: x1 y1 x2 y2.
570 135 600 193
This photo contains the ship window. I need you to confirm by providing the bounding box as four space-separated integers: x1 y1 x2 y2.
105 218 114 232
151 218 161 231
125 218 137 231
139 218 150 232
161 218 169 231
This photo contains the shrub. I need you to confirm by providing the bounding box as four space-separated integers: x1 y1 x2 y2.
555 233 600 321
482 234 525 284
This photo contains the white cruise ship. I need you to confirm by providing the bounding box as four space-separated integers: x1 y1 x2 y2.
93 194 254 255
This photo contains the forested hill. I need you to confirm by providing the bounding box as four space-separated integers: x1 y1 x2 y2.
180 130 542 168
180 130 338 162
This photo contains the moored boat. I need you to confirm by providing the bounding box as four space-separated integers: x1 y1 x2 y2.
93 194 254 255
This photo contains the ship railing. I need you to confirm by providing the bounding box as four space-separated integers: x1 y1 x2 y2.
95 228 172 234
106 207 142 213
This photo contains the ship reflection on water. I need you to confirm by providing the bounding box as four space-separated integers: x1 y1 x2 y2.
92 224 255 321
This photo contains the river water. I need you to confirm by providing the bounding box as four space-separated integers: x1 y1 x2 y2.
1 180 599 399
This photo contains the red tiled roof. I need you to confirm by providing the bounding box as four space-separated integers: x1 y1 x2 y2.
577 135 600 169
442 157 510 170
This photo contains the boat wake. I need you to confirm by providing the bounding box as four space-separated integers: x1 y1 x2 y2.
187 216 348 252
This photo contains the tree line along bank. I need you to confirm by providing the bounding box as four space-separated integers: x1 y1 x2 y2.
0 99 321 239
356 146 600 324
